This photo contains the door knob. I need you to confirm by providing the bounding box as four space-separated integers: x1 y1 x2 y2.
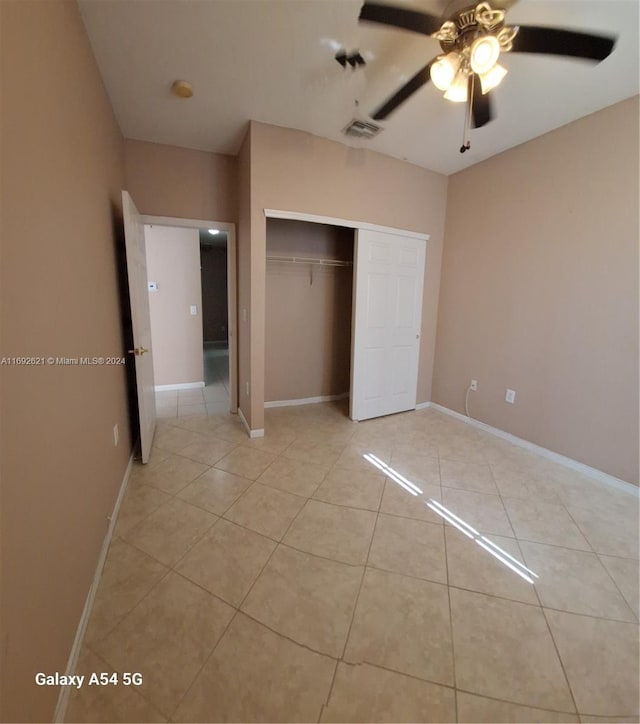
127 347 149 356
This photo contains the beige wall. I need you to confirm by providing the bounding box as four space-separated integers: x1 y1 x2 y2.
145 225 204 386
0 1 130 720
433 97 639 484
242 121 449 430
124 139 237 222
265 219 353 402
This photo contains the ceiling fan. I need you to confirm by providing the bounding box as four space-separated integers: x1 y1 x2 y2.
359 0 617 152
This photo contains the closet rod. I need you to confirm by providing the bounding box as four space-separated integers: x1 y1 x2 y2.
265 255 352 267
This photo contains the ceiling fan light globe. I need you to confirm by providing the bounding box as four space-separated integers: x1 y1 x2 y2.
430 52 461 91
443 71 469 102
479 63 508 93
470 35 500 74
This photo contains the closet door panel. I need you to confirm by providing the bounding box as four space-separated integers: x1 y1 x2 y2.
351 229 426 421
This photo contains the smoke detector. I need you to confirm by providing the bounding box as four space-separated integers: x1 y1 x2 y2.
342 119 383 139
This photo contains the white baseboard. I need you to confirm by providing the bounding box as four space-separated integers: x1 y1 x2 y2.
415 401 432 410
430 402 638 496
155 382 204 391
264 392 349 409
53 453 135 722
238 407 264 438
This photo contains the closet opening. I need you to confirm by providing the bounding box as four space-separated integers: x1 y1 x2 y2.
265 218 354 416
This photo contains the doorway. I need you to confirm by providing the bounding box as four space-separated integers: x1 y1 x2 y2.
142 215 237 415
199 229 230 406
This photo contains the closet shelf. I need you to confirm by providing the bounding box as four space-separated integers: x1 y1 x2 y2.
266 255 352 267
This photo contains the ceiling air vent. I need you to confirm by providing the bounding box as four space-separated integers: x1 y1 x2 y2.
342 119 383 139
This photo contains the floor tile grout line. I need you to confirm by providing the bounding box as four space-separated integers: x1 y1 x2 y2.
115 489 172 540
334 474 383 660
79 641 166 718
316 653 587 719
559 502 597 554
153 439 242 466
538 603 639 626
129 473 219 513
538 602 581 717
82 563 172 653
503 505 581 718
462 447 622 719
516 528 638 624
277 539 369 569
234 472 322 612
171 559 245 610
82 567 177 717
317 662 340 724
179 471 340 718
491 469 605 555
453 685 586 718
161 440 252 718
124 512 217 581
337 657 456 694
238 609 340 663
344 654 590 720
399 540 640 623
101 403 638 722
174 476 640 622
438 460 460 723
146 423 636 572
510 533 625 556
490 475 581 715
594 554 640 623
168 601 239 720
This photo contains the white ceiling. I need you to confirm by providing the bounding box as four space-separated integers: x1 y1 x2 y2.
79 0 639 175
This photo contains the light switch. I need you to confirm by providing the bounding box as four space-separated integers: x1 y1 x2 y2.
190 305 197 315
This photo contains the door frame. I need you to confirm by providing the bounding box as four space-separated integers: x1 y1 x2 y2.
123 191 157 462
141 214 238 414
264 209 429 242
263 208 430 419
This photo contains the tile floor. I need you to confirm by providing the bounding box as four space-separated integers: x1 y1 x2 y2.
66 401 639 723
155 344 230 419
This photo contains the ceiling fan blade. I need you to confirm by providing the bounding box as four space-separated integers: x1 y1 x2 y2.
472 75 493 128
359 2 442 36
371 61 434 120
511 26 616 62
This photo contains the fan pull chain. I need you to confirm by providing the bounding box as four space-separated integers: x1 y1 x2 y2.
460 74 474 153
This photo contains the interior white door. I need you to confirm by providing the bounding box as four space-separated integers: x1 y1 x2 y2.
122 190 156 463
350 229 426 421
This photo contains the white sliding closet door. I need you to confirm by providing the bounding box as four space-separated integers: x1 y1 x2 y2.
350 228 426 421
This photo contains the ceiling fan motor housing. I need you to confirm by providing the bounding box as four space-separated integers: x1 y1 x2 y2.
436 3 510 56
358 0 618 144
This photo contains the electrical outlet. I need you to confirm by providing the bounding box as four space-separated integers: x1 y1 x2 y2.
505 389 516 404
470 379 478 391
113 423 119 446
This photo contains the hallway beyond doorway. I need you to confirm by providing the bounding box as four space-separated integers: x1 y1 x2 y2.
155 342 229 418
204 341 229 392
